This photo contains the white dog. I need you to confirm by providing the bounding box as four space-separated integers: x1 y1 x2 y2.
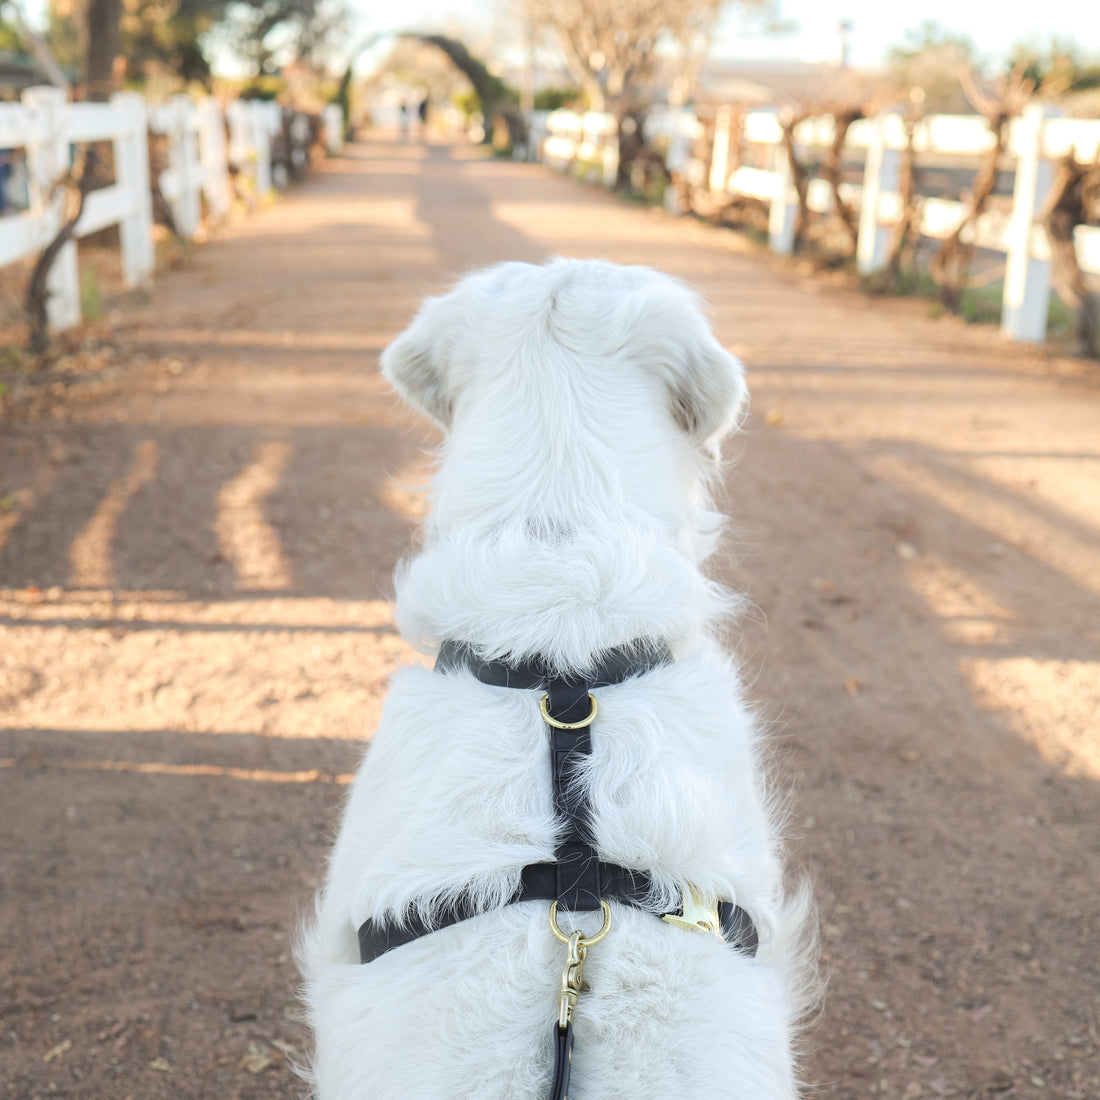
300 258 812 1098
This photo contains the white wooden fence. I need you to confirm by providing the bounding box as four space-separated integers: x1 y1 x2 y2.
534 105 1100 345
0 86 344 334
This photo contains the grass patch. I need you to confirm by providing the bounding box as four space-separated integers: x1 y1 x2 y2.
81 266 104 322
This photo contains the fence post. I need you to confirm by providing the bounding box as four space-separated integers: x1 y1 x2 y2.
709 105 732 197
768 118 798 255
165 95 201 238
857 111 900 275
22 85 81 330
197 97 233 221
1001 103 1054 343
250 101 273 197
322 103 343 155
601 127 618 188
110 90 154 287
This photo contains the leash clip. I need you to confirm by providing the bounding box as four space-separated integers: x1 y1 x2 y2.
661 885 725 941
549 900 612 1029
557 931 587 1030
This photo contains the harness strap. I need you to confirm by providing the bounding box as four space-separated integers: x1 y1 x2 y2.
357 863 758 964
545 673 602 911
435 638 673 690
356 639 760 965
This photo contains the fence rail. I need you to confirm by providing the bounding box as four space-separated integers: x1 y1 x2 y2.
0 86 344 336
533 105 1100 345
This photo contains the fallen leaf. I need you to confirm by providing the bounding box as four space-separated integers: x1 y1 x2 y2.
149 1057 173 1073
239 1042 276 1074
845 677 862 696
43 1039 71 1063
270 1038 299 1060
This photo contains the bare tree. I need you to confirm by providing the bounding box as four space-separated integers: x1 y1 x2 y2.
887 104 925 280
818 102 867 255
928 63 1034 314
25 148 101 356
777 108 810 244
1041 153 1100 356
520 0 761 187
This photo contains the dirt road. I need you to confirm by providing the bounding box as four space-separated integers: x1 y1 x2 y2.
2 140 1098 1099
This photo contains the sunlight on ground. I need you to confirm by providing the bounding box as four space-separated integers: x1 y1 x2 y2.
0 593 419 740
70 439 159 589
904 553 1018 647
27 758 353 784
140 328 384 351
872 452 1100 781
870 453 1100 598
215 439 295 591
961 658 1100 780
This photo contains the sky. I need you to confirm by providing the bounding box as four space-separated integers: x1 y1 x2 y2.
351 0 1100 71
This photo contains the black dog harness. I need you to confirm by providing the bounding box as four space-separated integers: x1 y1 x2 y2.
356 639 759 1099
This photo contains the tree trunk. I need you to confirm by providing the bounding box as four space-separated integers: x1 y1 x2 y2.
85 0 122 102
1042 155 1100 357
779 115 810 248
929 111 1009 314
821 107 865 256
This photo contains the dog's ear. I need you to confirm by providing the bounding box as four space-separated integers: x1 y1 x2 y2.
665 331 747 449
380 294 457 428
629 285 748 451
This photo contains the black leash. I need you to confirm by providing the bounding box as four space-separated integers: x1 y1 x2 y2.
355 640 759 1100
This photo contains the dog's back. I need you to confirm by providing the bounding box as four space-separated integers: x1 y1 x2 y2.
300 260 814 1098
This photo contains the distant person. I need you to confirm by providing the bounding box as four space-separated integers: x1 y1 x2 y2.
0 148 12 215
406 95 423 141
418 97 429 134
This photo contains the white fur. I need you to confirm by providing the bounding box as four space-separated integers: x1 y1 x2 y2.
299 259 813 1098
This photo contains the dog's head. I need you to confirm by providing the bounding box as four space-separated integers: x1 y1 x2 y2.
383 259 745 443
381 259 747 542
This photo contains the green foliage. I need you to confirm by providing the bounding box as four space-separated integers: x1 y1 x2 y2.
889 20 977 63
42 0 345 89
1007 37 1100 95
888 21 979 112
239 75 286 100
120 0 220 86
534 86 580 112
0 14 23 52
451 87 480 122
80 267 103 322
413 35 517 116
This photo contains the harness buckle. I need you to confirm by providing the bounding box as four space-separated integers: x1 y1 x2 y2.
549 900 612 1030
661 885 725 940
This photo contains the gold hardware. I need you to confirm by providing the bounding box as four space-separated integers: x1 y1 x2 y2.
539 693 599 730
661 886 725 940
549 901 612 1031
558 930 586 1030
548 899 612 945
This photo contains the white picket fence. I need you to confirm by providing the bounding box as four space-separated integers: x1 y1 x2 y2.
534 105 1100 344
0 86 345 334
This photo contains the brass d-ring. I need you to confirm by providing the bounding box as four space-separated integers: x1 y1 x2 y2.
539 692 599 729
549 900 612 946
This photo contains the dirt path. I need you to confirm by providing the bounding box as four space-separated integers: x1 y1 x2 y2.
2 140 1098 1099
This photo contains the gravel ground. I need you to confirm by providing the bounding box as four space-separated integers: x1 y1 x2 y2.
1 138 1098 1099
